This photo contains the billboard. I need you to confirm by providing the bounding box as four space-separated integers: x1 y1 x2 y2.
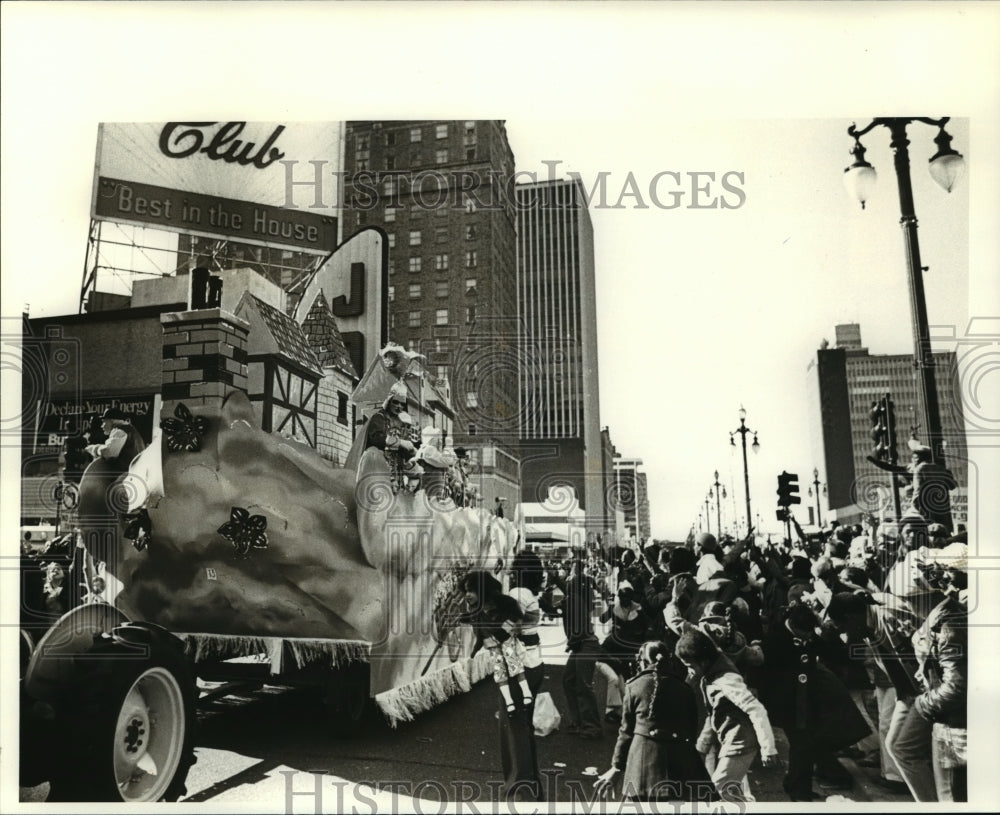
93 122 342 253
33 394 157 455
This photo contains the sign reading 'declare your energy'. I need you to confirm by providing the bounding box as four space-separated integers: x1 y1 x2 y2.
92 122 341 253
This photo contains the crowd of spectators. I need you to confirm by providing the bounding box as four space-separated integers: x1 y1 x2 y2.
533 516 968 802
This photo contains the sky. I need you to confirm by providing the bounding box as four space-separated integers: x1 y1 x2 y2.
1 4 997 545
507 116 971 539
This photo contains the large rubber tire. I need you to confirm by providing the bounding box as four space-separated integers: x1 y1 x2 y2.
320 660 372 738
47 624 197 802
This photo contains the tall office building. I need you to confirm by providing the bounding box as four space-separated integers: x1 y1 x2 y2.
612 458 647 542
807 323 967 526
516 178 606 531
340 121 521 503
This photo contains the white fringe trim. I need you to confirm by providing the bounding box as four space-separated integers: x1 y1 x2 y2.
178 633 371 675
374 649 492 727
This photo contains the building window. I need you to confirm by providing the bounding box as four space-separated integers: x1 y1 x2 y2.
384 207 396 222
409 283 421 299
466 305 476 324
408 310 421 328
383 177 396 196
435 149 448 165
435 309 449 325
465 277 477 294
436 124 448 140
337 393 348 425
435 281 449 298
437 365 448 381
409 230 422 246
355 158 369 171
387 233 395 249
435 226 448 243
356 133 370 150
466 148 476 161
390 312 396 330
465 250 477 268
410 127 422 143
388 285 395 302
408 257 422 273
465 225 476 240
410 204 422 219
385 131 395 147
388 258 395 275
434 253 449 271
385 155 395 171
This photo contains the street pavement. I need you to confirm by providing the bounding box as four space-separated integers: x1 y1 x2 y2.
20 616 912 807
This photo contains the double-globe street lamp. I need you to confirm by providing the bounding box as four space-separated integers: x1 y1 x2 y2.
808 467 827 527
730 406 759 535
709 470 726 539
842 117 965 470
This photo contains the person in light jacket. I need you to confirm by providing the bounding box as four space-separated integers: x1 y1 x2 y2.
675 629 780 803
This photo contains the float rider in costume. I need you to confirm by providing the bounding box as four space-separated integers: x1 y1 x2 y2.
364 381 421 493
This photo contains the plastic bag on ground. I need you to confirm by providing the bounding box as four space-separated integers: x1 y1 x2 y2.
533 691 561 737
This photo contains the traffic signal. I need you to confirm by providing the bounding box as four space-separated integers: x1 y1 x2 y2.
870 399 889 461
885 395 899 463
777 471 801 507
870 394 899 463
776 508 788 522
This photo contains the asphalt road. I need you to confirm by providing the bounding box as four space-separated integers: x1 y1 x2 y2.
20 619 912 807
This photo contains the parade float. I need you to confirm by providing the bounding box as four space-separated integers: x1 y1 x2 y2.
20 343 519 802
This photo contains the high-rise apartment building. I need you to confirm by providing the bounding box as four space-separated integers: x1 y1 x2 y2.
340 121 520 504
515 178 607 531
807 323 967 527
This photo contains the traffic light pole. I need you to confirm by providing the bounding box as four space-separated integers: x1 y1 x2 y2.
884 393 904 521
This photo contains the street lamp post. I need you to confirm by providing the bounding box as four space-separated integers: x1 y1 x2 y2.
843 117 965 471
809 467 825 527
730 406 759 535
711 470 725 539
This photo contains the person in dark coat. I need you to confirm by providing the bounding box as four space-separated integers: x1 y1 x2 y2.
593 641 717 802
459 570 533 715
561 557 603 738
759 603 870 801
825 588 924 794
498 551 547 802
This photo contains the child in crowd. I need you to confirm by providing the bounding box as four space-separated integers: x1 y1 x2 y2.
594 640 718 802
676 628 781 803
460 570 534 716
